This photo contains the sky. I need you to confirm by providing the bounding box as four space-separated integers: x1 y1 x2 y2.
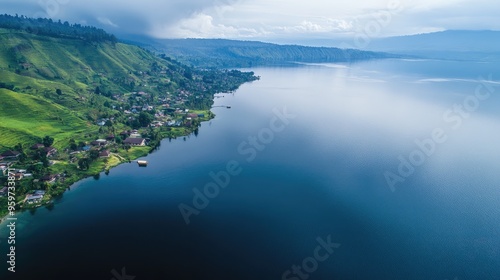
1 0 500 42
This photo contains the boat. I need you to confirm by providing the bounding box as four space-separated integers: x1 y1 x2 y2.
137 160 148 167
226 106 231 109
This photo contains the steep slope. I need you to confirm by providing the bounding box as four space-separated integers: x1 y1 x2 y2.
0 88 87 149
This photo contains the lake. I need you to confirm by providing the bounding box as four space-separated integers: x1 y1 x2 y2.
2 58 500 280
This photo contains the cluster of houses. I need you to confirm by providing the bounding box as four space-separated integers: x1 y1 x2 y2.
25 190 46 204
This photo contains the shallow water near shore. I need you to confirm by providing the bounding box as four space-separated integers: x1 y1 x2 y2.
2 58 500 279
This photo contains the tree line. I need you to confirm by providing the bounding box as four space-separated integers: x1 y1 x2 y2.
0 14 117 43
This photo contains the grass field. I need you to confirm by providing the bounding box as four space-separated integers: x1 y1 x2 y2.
0 88 87 149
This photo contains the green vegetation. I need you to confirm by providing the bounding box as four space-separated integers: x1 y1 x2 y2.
0 14 117 43
0 15 258 219
146 38 400 68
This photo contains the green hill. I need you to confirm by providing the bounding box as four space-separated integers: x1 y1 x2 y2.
0 26 256 151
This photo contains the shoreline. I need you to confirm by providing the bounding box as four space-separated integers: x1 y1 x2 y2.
0 109 218 224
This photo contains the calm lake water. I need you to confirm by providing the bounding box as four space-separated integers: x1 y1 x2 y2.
2 59 500 280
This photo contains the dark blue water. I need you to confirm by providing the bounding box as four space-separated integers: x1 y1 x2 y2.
2 59 500 280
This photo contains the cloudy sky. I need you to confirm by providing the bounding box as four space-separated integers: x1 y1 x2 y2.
1 0 499 42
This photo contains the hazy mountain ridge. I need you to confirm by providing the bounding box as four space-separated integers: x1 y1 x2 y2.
138 38 401 68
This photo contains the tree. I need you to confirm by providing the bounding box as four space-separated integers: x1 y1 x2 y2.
89 150 99 160
69 139 77 151
14 143 24 153
78 158 90 170
28 163 45 176
138 111 153 127
19 152 27 163
42 136 54 147
94 86 101 95
56 88 62 95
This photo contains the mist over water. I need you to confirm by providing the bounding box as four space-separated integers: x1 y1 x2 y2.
2 59 500 280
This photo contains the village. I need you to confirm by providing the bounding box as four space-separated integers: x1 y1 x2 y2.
0 88 215 212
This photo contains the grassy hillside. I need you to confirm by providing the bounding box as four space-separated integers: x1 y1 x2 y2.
0 28 152 149
0 27 258 152
0 88 88 150
0 28 163 91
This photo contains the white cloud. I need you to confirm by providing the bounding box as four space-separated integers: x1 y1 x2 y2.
97 17 118 28
2 0 500 40
159 12 262 38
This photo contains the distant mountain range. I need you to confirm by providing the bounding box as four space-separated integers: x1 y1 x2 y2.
287 30 500 60
365 30 500 52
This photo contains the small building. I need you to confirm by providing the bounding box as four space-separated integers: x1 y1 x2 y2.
34 190 46 196
99 150 111 158
120 131 130 137
26 194 44 204
40 174 56 184
44 147 57 157
123 138 146 146
14 173 23 181
0 187 7 196
1 150 20 159
106 134 116 141
91 139 108 146
31 143 45 150
82 145 91 151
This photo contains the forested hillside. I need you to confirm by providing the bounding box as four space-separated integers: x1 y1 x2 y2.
146 38 399 68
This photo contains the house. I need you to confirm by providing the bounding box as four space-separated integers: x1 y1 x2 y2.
34 190 46 196
14 173 23 180
0 187 7 196
99 150 111 158
129 133 142 138
123 138 146 146
44 147 57 157
106 134 115 141
82 145 91 151
40 174 56 184
31 143 45 150
1 151 20 159
90 139 108 146
26 194 44 204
